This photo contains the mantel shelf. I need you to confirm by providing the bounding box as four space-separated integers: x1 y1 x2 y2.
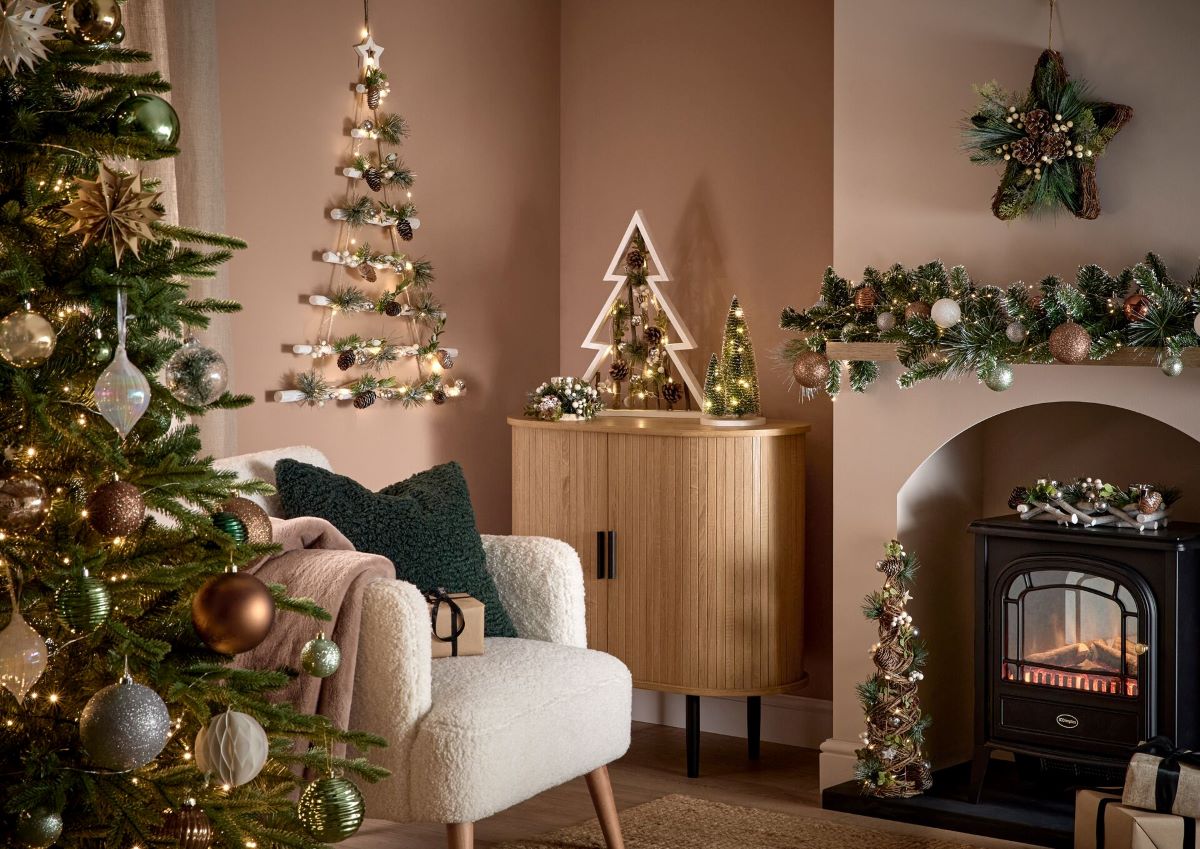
824 341 1200 367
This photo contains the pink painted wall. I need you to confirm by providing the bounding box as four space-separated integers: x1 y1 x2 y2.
216 1 561 534
559 0 836 699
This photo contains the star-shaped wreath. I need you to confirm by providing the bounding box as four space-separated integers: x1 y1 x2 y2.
62 164 164 264
964 49 1132 220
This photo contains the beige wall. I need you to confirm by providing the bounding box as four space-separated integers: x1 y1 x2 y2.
559 0 836 699
216 1 560 533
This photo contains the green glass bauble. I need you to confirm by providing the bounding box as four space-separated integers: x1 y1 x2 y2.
113 94 180 147
211 511 248 544
56 569 112 633
300 634 341 678
15 807 63 848
64 0 122 44
297 776 364 843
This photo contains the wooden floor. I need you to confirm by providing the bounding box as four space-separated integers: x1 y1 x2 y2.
356 722 1039 849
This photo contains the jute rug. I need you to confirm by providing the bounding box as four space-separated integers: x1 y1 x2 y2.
494 794 983 849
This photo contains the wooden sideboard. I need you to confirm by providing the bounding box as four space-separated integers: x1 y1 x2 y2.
509 415 808 775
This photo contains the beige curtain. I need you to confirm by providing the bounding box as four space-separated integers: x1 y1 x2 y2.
124 0 236 457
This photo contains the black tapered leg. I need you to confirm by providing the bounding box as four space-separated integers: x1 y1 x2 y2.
967 745 990 804
685 695 700 778
747 696 761 760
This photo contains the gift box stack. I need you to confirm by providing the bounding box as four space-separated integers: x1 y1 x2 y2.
1076 739 1200 849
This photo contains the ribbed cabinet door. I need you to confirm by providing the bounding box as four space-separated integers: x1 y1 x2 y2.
511 426 609 650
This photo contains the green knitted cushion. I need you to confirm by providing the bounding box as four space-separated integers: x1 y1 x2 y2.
274 459 516 637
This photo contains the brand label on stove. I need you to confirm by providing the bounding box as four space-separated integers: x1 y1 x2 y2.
1056 713 1080 729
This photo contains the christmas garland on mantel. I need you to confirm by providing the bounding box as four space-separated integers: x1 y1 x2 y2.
780 253 1199 398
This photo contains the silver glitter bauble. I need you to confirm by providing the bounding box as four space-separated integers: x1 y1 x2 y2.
1161 356 1183 377
15 807 63 848
876 311 896 332
0 310 56 367
1005 321 1027 343
79 671 170 770
983 363 1014 392
300 633 341 678
164 337 229 406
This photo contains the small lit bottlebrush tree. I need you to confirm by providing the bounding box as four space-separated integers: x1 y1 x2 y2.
855 540 932 798
701 296 763 425
0 3 386 846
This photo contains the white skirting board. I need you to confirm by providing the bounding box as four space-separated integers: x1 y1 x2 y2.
631 690 832 750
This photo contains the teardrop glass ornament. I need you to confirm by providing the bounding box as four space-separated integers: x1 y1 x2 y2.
94 289 150 437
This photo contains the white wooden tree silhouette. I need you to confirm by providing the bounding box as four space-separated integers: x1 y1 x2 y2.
581 210 702 413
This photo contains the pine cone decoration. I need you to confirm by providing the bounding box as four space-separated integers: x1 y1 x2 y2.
1039 132 1071 161
609 360 630 382
396 219 414 241
661 381 683 406
1022 108 1051 137
359 264 377 283
432 389 447 405
1007 486 1029 510
876 556 904 578
854 285 879 311
625 247 645 271
336 350 356 371
353 390 376 409
383 300 402 317
367 84 382 110
873 644 906 674
1138 489 1164 514
643 326 664 345
364 168 383 191
1010 136 1039 166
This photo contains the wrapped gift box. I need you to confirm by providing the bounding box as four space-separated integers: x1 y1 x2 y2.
427 591 484 658
1076 789 1197 849
1125 740 1200 820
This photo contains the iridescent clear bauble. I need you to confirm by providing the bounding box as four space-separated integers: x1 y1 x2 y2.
876 311 896 332
1161 356 1184 378
0 612 46 700
0 310 56 367
164 337 229 406
984 363 1014 392
1005 321 1028 343
79 673 171 771
94 345 151 438
931 298 962 329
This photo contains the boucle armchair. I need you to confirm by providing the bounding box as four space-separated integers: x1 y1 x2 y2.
213 446 632 849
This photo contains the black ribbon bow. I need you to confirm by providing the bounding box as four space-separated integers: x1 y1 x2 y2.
426 588 467 657
1135 737 1200 816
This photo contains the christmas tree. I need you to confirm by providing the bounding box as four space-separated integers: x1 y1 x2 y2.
855 540 932 798
0 4 384 846
701 296 763 423
281 21 463 409
581 210 702 413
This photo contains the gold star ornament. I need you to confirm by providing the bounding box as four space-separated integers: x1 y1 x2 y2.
62 164 163 264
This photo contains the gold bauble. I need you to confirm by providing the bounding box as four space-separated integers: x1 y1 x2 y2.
64 0 123 44
192 570 276 655
86 480 145 538
903 301 932 321
1048 321 1091 364
220 496 273 545
792 351 831 390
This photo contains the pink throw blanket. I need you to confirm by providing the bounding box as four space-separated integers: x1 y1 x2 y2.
238 516 394 737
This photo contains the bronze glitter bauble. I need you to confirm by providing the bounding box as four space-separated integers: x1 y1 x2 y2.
220 496 272 546
86 480 145 538
903 301 932 321
1123 292 1151 322
853 286 879 311
1048 321 1091 364
0 470 49 533
792 351 831 390
192 570 276 655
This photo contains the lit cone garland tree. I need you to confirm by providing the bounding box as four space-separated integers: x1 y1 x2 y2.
780 253 1200 398
855 540 932 798
284 20 463 409
0 4 386 846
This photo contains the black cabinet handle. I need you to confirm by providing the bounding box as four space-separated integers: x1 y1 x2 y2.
607 530 616 579
596 531 606 580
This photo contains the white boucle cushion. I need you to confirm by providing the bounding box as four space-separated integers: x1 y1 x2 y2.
408 637 632 823
211 445 331 516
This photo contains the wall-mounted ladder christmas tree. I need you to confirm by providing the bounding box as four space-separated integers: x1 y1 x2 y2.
276 20 463 409
581 210 702 415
